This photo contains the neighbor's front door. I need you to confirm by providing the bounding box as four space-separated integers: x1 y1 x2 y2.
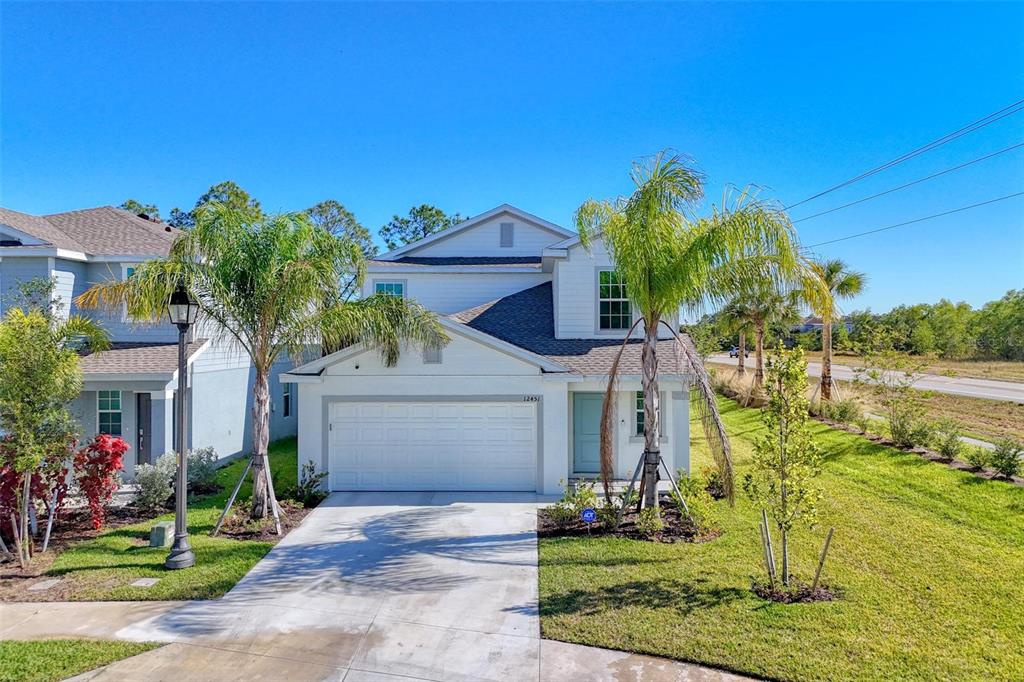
136 393 152 465
572 393 603 474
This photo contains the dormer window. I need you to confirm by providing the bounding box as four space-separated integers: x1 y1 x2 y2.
598 270 630 330
374 281 405 297
500 222 514 248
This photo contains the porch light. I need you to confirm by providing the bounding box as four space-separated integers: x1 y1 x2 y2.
167 285 199 328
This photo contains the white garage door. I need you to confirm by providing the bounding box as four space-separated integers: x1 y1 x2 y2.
327 401 538 491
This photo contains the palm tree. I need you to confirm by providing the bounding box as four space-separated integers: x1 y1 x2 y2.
575 151 817 507
810 259 866 400
77 203 447 520
717 299 754 376
739 284 802 390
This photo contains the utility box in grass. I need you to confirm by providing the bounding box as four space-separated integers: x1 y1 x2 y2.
150 521 174 548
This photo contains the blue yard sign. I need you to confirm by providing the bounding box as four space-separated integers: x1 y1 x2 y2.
581 508 597 524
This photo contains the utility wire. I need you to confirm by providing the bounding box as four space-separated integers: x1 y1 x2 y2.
802 191 1024 249
784 98 1024 210
792 141 1024 223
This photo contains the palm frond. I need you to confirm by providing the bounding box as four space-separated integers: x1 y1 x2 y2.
58 315 110 352
595 318 643 499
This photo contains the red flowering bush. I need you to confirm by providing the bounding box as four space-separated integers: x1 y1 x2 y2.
0 438 73 542
74 434 128 529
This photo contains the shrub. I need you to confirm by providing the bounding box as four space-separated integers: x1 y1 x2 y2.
889 410 933 449
854 415 872 435
931 419 964 460
671 471 719 535
964 446 991 470
284 460 328 508
186 447 220 494
989 439 1023 478
821 399 862 425
699 465 726 500
635 506 663 539
133 462 173 512
74 434 128 529
154 447 221 496
546 479 600 528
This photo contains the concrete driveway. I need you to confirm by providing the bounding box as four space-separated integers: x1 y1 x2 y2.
51 492 746 681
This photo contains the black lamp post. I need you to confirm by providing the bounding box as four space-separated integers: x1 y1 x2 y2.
165 284 199 570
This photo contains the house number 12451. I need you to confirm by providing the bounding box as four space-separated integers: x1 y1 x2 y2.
522 395 540 402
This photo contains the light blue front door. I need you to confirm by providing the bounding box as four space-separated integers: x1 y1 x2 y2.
573 393 604 474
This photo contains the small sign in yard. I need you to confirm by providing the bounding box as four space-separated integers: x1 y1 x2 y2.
581 508 597 524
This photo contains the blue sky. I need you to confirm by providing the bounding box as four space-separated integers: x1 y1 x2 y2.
2 1 1021 313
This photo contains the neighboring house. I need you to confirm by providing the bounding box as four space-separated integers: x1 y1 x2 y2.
0 206 297 477
792 316 854 333
284 204 694 495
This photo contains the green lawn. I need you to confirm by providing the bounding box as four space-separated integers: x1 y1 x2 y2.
43 438 298 601
0 640 159 682
539 399 1024 681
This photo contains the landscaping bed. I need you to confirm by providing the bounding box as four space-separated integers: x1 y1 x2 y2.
0 438 307 602
539 398 1024 682
538 499 719 543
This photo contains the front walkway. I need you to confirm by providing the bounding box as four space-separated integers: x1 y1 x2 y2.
1 492 749 681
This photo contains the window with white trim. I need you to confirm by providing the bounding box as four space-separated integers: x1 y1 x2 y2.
283 383 292 418
375 281 405 297
634 391 662 437
598 270 630 330
499 222 514 247
98 390 123 436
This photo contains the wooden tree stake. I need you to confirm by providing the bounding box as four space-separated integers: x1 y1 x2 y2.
812 527 835 592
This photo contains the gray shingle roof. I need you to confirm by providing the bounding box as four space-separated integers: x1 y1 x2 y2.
450 283 695 376
0 206 179 256
79 340 208 376
370 256 543 268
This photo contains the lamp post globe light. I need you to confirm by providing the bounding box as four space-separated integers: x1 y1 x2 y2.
165 284 199 570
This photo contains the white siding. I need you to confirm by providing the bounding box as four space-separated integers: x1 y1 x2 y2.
553 240 674 339
410 214 565 257
364 271 551 314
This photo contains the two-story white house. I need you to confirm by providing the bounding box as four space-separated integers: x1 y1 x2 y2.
0 206 297 477
284 204 694 495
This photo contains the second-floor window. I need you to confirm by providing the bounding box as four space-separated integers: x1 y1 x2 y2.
598 270 630 330
375 281 405 297
98 390 123 436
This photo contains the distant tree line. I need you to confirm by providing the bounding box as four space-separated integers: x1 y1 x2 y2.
699 290 1024 362
120 181 463 260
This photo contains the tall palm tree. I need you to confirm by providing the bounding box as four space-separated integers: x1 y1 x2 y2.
77 203 447 520
810 258 866 400
739 284 802 390
575 151 818 507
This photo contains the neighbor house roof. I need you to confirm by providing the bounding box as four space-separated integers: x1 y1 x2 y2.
0 206 179 257
368 256 543 269
79 339 209 378
449 283 695 376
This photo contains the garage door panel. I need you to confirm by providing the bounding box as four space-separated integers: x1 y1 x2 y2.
328 400 537 491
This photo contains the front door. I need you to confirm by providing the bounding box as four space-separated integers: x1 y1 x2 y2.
136 393 152 465
572 393 603 474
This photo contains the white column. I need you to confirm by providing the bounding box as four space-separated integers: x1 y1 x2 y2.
541 383 569 495
671 388 690 475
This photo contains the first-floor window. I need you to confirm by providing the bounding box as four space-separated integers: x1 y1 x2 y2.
98 390 123 436
283 383 292 418
635 391 661 437
375 281 404 297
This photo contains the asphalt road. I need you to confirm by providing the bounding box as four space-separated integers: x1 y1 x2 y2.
708 354 1024 403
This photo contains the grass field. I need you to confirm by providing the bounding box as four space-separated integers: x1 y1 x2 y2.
756 350 1024 383
36 438 298 601
0 640 159 682
538 399 1024 681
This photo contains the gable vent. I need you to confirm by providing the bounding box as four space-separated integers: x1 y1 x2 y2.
500 222 514 248
0 238 23 247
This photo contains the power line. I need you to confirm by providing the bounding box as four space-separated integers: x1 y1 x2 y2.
784 98 1024 210
802 191 1024 249
792 141 1024 223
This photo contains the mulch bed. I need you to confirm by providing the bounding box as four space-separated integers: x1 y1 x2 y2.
218 499 311 541
752 578 840 604
815 416 1024 487
538 499 720 544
